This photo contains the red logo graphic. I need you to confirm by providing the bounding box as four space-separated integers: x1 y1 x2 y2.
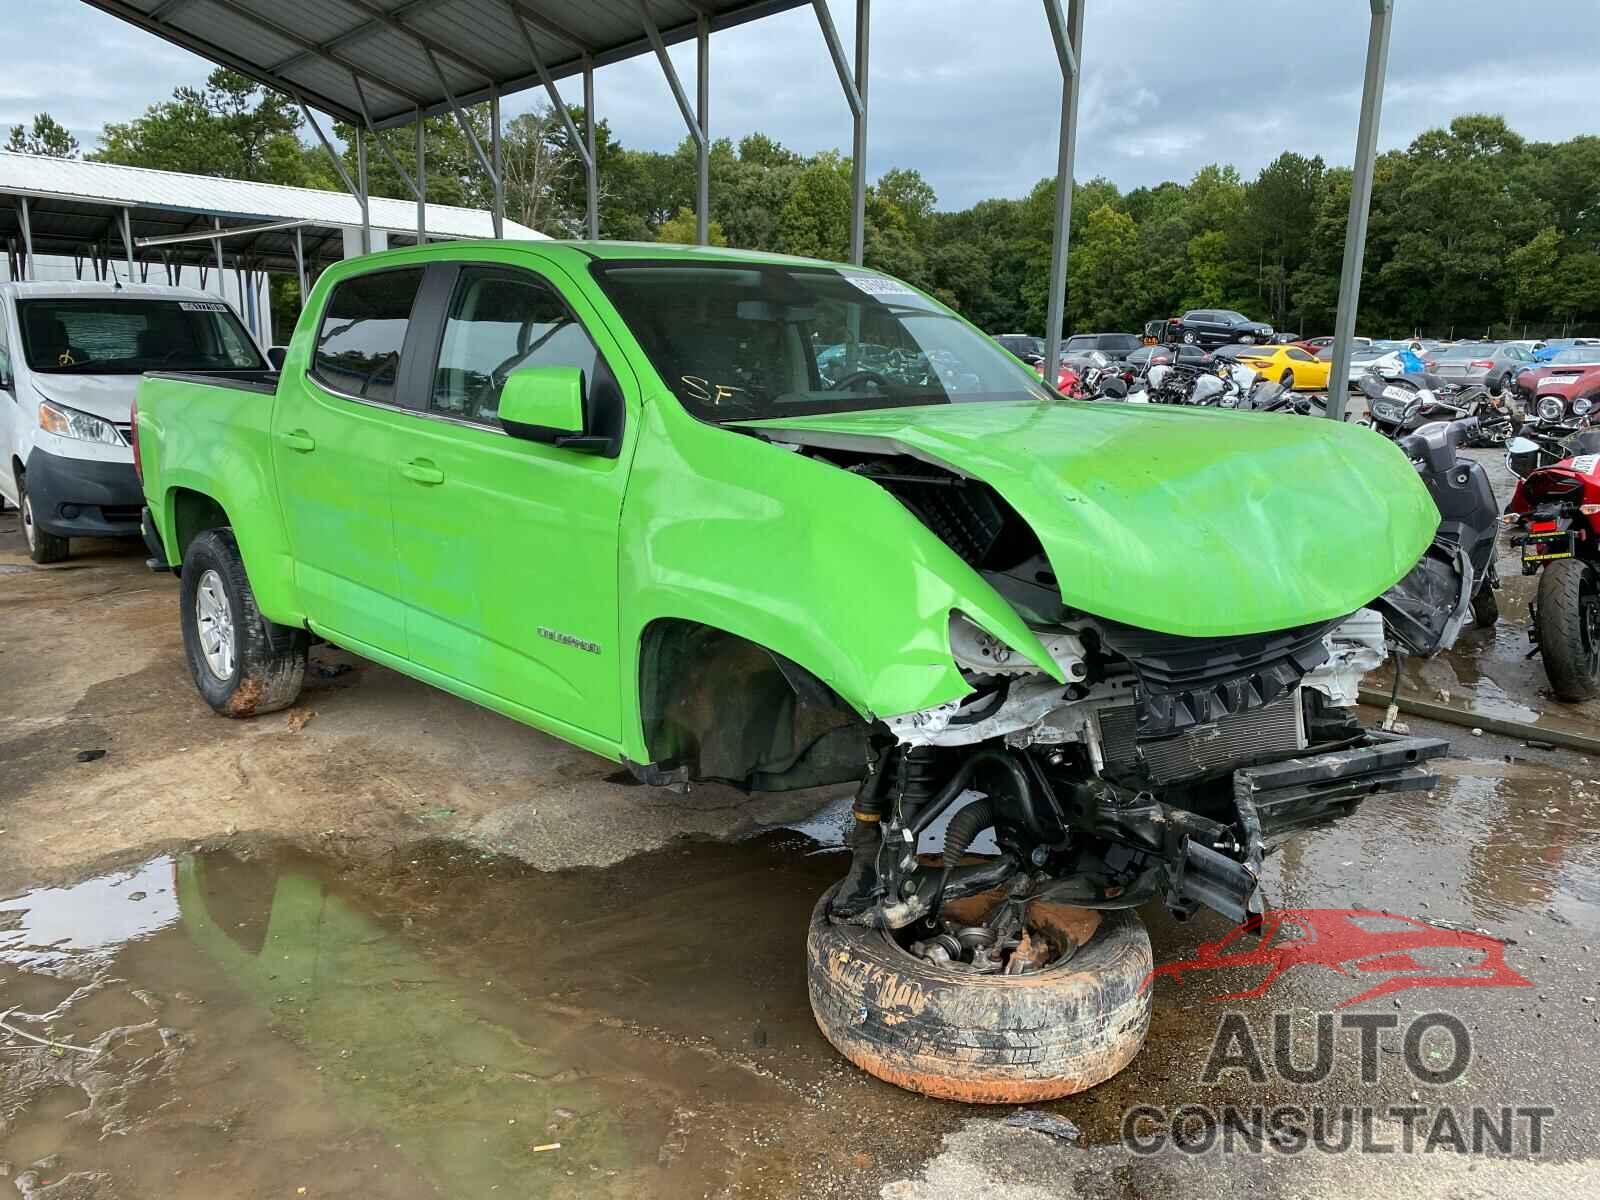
1145 909 1532 1007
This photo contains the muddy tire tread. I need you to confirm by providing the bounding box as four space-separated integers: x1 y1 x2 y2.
806 889 1152 1104
180 527 308 718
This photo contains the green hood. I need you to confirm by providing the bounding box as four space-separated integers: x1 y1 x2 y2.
743 400 1438 638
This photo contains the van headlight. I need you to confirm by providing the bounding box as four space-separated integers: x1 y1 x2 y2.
37 399 121 446
1575 396 1594 417
1537 396 1567 422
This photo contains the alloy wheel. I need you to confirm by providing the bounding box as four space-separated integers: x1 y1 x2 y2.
195 569 237 680
20 491 36 550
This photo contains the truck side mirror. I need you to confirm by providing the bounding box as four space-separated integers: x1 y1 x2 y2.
266 346 287 371
499 365 607 452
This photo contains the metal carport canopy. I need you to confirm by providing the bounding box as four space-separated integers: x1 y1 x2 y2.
77 0 809 130
79 0 1394 422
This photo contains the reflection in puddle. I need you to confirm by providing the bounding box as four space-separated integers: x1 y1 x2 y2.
0 837 949 1200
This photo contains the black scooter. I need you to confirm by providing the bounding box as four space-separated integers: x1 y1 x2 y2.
1373 417 1503 652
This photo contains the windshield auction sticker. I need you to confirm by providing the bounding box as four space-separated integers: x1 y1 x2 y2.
843 274 917 297
178 301 231 312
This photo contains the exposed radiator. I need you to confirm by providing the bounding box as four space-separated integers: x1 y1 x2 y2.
1098 690 1305 785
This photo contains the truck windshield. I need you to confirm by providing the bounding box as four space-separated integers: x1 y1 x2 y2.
592 261 1053 421
17 297 265 374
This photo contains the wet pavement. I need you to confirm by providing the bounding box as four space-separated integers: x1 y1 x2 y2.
3 449 1600 1197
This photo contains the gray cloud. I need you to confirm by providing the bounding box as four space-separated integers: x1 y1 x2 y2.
8 0 1599 210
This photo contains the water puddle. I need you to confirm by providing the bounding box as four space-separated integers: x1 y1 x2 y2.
0 834 960 1199
4 747 1599 1195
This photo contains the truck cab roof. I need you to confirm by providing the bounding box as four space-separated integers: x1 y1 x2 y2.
0 280 237 305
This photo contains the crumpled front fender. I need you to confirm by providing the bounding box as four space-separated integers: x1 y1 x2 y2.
616 399 1061 761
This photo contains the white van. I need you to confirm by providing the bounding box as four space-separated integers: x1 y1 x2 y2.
0 282 270 563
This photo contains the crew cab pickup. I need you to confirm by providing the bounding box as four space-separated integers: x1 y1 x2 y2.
1 281 267 562
135 240 1448 1099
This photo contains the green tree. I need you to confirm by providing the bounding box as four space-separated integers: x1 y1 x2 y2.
656 205 727 246
94 68 310 184
777 152 851 261
1505 227 1562 325
7 113 78 157
1067 204 1139 330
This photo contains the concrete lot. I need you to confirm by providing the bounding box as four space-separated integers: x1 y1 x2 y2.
3 450 1599 1199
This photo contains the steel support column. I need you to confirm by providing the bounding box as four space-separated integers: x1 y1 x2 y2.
513 7 594 238
812 0 866 264
18 196 33 281
584 57 599 239
294 226 308 298
425 48 502 238
1326 0 1394 422
636 1 707 243
355 77 424 241
490 86 504 238
1042 0 1083 381
851 0 870 266
298 95 371 256
696 12 710 245
212 217 224 298
415 108 427 238
355 126 372 253
120 207 136 278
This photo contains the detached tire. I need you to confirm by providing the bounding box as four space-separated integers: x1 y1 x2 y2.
806 889 1152 1103
1537 558 1600 701
180 528 308 717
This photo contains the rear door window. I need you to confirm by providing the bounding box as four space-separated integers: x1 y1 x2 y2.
429 266 603 426
312 268 425 404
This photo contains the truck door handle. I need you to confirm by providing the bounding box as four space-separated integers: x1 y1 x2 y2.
278 430 316 452
400 459 445 485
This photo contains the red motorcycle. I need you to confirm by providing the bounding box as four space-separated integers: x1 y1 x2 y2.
1505 430 1600 699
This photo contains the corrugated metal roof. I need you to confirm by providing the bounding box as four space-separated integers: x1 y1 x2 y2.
0 150 542 277
0 151 539 240
79 0 809 129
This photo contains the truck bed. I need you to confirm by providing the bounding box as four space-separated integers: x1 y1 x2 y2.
145 370 279 395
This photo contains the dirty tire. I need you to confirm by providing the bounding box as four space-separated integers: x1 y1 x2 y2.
18 478 69 564
180 527 308 718
1471 583 1500 629
1280 368 1296 389
806 888 1152 1103
1537 558 1600 702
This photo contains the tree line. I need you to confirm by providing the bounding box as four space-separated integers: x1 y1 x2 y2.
11 72 1600 338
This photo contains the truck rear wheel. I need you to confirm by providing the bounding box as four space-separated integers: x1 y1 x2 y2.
806 887 1152 1103
180 528 308 717
18 477 69 564
1537 558 1600 701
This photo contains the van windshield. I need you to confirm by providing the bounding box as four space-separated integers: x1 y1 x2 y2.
18 297 265 374
591 261 1053 422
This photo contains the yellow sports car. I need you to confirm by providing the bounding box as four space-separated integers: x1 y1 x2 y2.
1231 345 1331 391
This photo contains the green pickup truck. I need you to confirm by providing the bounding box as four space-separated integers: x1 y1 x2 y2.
134 239 1446 1103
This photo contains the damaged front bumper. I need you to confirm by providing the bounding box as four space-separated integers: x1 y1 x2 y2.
1175 730 1450 923
834 729 1451 932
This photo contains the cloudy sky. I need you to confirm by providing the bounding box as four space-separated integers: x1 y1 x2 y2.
7 1 1599 210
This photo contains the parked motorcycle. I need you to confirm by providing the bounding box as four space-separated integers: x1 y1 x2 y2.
1372 418 1502 655
1502 426 1600 699
1360 371 1514 446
